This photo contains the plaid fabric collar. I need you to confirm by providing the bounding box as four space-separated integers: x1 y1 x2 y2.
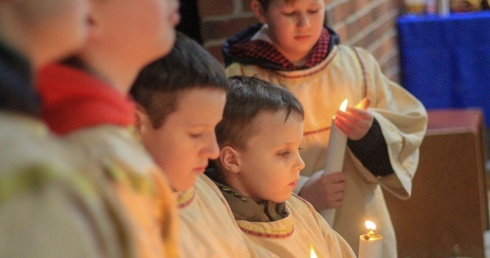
228 28 330 71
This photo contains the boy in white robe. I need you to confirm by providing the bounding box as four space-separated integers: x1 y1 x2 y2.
222 0 428 256
131 32 277 258
36 1 181 257
0 0 132 257
206 76 356 258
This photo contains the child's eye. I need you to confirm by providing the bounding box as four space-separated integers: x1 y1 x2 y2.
278 150 291 157
308 9 320 14
282 11 295 16
189 133 203 138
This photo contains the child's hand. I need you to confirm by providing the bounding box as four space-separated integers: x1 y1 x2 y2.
299 171 346 211
335 97 373 141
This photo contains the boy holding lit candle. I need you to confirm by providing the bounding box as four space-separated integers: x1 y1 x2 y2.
206 76 356 258
222 0 428 257
130 33 276 257
0 0 133 257
36 0 181 257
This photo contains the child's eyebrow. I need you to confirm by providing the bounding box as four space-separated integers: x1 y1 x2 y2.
184 121 217 128
275 141 301 148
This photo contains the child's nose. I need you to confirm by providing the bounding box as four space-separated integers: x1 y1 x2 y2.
297 14 311 29
204 134 220 159
295 152 306 171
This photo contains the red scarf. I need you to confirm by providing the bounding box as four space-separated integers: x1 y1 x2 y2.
37 64 135 135
229 28 330 71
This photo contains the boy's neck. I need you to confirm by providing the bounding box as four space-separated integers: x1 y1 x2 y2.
92 66 136 94
215 180 289 222
287 56 307 67
77 51 140 94
207 168 289 221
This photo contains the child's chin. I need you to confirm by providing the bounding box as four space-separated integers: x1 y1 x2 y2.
273 194 292 203
171 179 196 192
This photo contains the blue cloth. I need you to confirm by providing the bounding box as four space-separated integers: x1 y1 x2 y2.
398 11 490 125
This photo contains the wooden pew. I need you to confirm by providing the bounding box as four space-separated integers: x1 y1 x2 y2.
384 109 489 257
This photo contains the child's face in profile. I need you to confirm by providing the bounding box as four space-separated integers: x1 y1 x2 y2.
92 0 180 65
139 88 226 192
254 0 326 64
233 110 305 203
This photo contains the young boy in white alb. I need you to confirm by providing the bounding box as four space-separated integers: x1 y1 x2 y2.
207 76 356 258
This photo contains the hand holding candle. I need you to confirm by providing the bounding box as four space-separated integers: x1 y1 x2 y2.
336 97 372 141
359 220 383 258
319 99 348 224
319 98 371 224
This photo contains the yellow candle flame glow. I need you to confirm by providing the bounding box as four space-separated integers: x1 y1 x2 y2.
339 99 348 112
365 220 376 231
310 245 318 258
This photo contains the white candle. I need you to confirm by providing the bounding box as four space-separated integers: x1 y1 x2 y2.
319 99 348 225
358 220 383 258
323 99 349 175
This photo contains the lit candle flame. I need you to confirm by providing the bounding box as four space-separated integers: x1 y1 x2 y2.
339 99 348 112
365 220 376 231
310 245 318 258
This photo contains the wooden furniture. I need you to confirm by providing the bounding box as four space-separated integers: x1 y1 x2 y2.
384 109 489 257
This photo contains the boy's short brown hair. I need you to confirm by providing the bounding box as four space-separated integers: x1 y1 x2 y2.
216 75 304 151
131 32 229 128
257 0 296 11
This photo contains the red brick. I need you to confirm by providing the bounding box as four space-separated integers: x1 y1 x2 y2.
381 53 401 82
243 0 253 12
330 1 351 24
353 0 371 12
198 0 235 18
204 44 226 65
334 25 348 43
201 16 258 41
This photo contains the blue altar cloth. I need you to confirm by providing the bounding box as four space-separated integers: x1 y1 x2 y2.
398 11 490 125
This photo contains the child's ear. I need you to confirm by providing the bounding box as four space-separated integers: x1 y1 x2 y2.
134 105 149 134
251 0 267 23
219 146 241 174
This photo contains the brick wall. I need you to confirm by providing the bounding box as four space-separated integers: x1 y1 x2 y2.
197 0 403 82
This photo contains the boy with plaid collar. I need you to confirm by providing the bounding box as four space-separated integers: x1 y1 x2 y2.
222 0 428 257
